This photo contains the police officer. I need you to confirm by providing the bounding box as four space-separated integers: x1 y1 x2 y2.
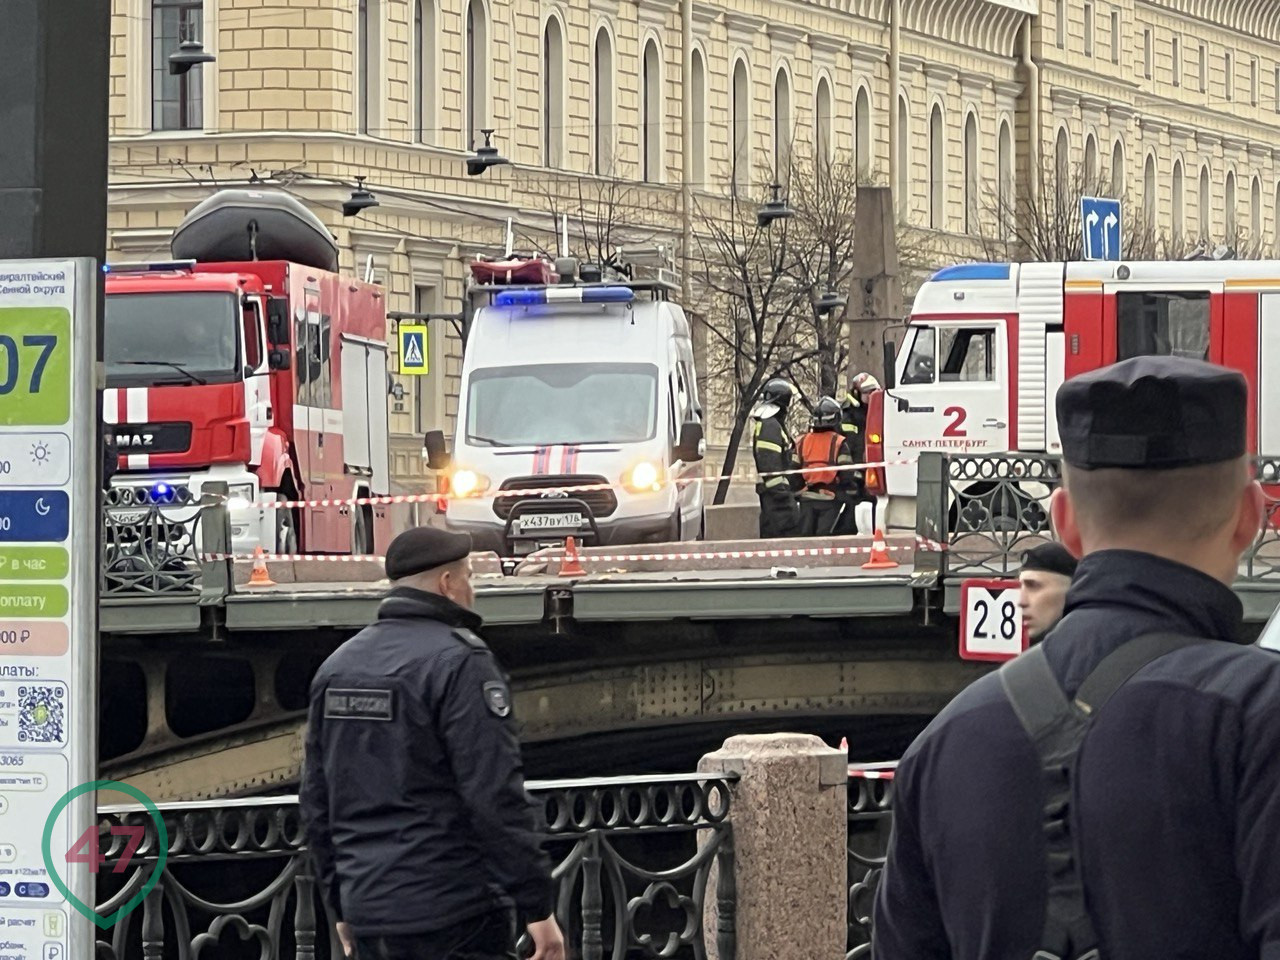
751 378 803 538
873 356 1280 960
299 527 565 960
1017 542 1078 642
794 396 857 536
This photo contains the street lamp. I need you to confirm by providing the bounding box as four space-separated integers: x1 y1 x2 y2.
342 176 380 217
813 289 847 317
169 37 215 75
756 182 795 228
467 129 510 176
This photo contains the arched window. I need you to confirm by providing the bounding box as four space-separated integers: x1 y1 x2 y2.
690 48 706 187
773 67 792 178
1172 160 1184 241
152 0 206 130
412 0 435 143
997 120 1013 226
929 103 944 229
593 27 615 175
1199 165 1211 239
1225 171 1237 237
641 38 661 182
1084 134 1098 183
897 95 909 219
1143 154 1157 223
855 86 871 180
464 0 487 149
963 113 979 234
1252 176 1263 237
1110 141 1124 196
815 76 833 165
542 17 565 166
1055 128 1069 184
731 58 749 193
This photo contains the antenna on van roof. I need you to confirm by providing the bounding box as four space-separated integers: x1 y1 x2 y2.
504 218 513 257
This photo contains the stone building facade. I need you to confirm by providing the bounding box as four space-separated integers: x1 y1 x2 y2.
107 0 1280 487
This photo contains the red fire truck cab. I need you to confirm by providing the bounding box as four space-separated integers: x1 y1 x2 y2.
103 189 392 555
876 260 1280 531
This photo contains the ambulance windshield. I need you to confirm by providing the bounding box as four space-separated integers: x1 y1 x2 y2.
466 362 659 446
104 292 240 386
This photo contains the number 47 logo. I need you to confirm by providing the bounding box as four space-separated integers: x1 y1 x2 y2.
959 579 1027 662
65 825 145 873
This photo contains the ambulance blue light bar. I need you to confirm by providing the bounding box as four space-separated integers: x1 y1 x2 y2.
494 285 635 307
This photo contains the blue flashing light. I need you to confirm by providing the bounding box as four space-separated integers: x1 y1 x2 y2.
930 263 1011 282
494 285 636 307
152 482 174 503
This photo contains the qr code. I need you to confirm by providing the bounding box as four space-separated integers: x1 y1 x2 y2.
17 685 65 744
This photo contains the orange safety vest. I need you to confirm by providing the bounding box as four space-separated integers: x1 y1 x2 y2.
797 431 841 487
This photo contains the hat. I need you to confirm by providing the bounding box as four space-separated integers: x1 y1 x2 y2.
384 526 473 580
1055 356 1246 470
1021 542 1078 578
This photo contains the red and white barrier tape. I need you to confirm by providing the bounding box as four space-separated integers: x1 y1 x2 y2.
201 535 946 565
170 457 918 513
848 765 897 781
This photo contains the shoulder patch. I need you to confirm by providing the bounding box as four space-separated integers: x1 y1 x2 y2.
324 687 395 721
483 680 511 718
452 628 489 652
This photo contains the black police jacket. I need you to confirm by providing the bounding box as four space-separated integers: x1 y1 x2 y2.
873 550 1280 960
298 587 555 937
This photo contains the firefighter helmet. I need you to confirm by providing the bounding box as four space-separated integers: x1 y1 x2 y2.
751 378 798 419
813 396 842 430
850 371 881 395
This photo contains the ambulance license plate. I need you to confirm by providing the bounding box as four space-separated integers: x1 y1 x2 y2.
520 512 583 530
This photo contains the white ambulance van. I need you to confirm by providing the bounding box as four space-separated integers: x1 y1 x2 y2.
424 253 706 557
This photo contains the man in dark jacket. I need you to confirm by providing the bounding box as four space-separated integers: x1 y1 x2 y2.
1017 541 1078 642
750 378 804 538
873 356 1280 960
299 527 564 960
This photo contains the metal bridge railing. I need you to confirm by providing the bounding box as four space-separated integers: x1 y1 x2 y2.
92 773 736 960
915 452 1280 584
846 767 895 959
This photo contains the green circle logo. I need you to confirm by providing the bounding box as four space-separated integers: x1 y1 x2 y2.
41 780 169 930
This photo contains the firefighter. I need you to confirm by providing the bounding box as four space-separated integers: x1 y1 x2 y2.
795 397 857 537
837 372 881 534
750 378 803 538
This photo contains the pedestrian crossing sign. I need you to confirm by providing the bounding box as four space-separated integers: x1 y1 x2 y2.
399 324 429 375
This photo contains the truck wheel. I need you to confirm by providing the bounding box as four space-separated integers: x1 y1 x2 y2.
275 505 298 555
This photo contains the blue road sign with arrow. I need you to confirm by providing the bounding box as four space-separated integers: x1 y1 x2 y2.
1081 196 1122 261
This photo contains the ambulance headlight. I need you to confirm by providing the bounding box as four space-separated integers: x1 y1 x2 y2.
450 469 489 498
624 461 663 493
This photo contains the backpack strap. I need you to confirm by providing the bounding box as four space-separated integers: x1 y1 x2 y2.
999 633 1209 960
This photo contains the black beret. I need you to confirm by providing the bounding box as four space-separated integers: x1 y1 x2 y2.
1021 542 1078 578
1055 356 1246 470
384 526 472 580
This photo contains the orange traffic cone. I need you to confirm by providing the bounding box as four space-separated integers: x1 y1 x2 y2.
861 528 899 569
840 736 849 752
246 545 276 586
558 536 586 577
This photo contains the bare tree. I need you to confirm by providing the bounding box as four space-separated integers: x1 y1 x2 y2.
690 182 819 504
521 172 668 268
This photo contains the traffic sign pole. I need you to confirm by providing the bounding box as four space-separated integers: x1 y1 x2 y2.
0 260 98 960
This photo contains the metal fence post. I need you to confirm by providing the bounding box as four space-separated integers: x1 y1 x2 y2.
199 481 231 605
914 452 948 576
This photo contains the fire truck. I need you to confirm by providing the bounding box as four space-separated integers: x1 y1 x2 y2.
103 189 392 555
871 259 1280 530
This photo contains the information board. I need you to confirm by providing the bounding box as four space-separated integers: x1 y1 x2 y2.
958 578 1027 661
0 259 97 960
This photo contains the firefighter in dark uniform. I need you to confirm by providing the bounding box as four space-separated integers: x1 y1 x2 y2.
300 527 565 960
873 356 1280 960
751 378 803 538
794 396 857 536
838 372 880 534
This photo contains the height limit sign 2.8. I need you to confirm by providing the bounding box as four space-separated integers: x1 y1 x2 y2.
0 259 98 960
958 578 1027 662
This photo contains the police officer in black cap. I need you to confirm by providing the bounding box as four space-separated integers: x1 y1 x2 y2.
1018 542 1079 642
300 527 565 960
874 356 1280 960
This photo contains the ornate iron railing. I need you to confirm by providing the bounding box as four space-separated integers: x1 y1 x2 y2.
93 774 736 960
846 766 895 959
916 452 1280 583
100 482 231 599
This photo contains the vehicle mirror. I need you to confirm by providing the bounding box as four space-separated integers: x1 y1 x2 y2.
675 421 705 463
267 298 290 345
268 348 291 371
424 430 451 470
882 341 897 390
